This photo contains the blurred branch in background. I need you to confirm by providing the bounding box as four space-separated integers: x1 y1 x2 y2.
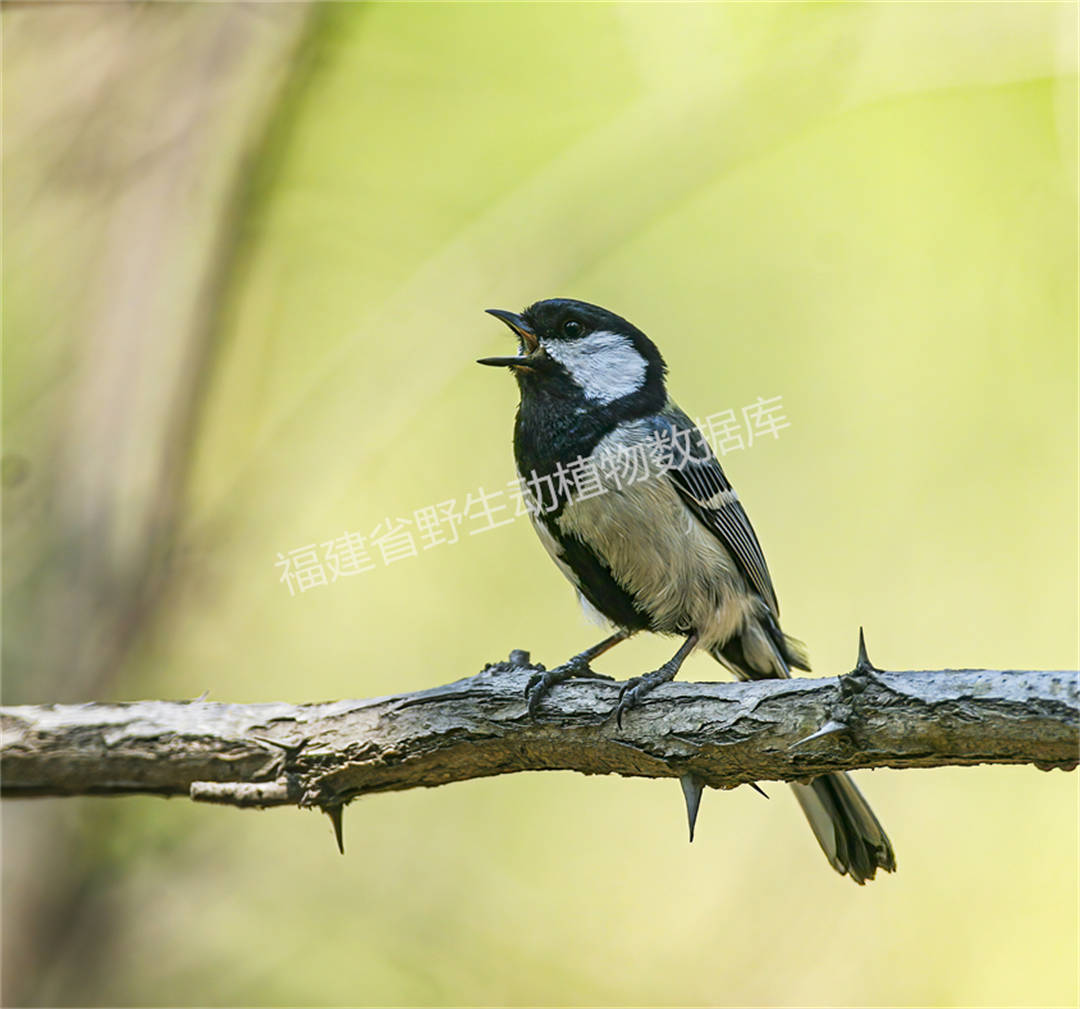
4 658 1076 831
3 3 321 705
2 5 321 1005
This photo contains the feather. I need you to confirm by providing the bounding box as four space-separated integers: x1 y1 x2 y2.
651 405 781 617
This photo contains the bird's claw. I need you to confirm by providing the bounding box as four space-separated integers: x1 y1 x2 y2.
576 669 614 682
525 669 565 715
614 677 642 727
524 670 545 701
524 661 613 716
615 674 660 727
614 667 679 727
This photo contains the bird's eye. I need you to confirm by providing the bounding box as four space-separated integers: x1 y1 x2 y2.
563 320 583 338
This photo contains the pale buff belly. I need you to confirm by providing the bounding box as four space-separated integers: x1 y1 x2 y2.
550 473 759 651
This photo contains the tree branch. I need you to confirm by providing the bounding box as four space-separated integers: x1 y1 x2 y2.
3 649 1077 823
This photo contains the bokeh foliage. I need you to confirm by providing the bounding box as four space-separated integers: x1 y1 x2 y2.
3 3 1077 1006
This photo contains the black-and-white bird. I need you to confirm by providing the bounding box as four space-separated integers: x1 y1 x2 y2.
479 297 895 884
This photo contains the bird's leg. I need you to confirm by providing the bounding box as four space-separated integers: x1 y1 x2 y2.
615 632 699 727
525 629 632 716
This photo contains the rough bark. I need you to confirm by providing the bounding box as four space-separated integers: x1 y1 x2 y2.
3 652 1076 818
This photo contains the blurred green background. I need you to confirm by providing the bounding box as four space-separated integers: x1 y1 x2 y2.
3 3 1077 1006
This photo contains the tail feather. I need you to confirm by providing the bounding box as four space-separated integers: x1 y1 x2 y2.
791 773 896 884
711 627 895 884
713 615 809 681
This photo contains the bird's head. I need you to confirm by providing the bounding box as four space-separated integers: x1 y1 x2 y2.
478 298 667 413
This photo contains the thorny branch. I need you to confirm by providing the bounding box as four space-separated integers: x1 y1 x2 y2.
2 638 1077 850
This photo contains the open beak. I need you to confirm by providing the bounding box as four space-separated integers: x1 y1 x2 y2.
478 309 541 368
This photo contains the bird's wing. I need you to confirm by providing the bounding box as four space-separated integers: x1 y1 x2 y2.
651 405 780 617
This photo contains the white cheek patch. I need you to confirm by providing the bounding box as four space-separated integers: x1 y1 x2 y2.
544 331 647 404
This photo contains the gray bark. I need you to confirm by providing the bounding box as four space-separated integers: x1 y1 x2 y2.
3 653 1076 817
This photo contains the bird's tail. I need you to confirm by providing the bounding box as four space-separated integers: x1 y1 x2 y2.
789 772 896 884
710 627 896 884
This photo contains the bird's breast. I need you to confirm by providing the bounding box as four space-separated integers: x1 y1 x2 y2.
523 424 757 645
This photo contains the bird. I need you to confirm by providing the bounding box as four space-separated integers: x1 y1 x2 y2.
478 297 896 884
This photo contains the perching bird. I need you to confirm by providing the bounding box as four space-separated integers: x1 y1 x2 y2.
478 298 895 884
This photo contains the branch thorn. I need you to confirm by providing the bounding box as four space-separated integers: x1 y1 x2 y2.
326 805 345 855
856 627 877 673
680 773 705 843
790 719 851 749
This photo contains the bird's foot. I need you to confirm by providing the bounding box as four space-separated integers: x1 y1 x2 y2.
614 666 679 727
613 634 698 727
525 655 613 717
